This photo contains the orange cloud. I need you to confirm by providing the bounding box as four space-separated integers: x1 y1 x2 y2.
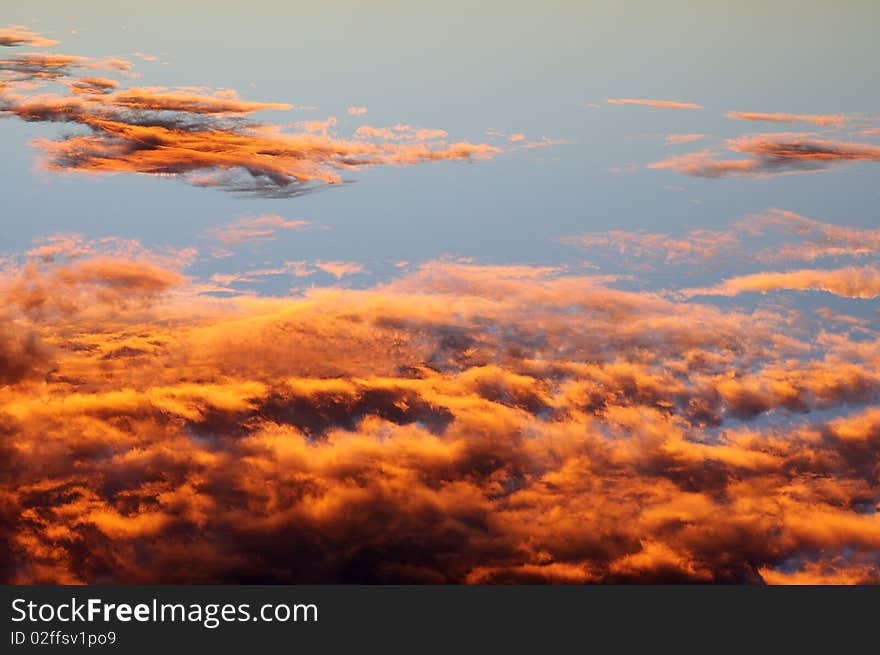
607 98 703 109
3 252 880 583
1 45 500 197
682 266 880 299
108 87 293 114
26 117 497 197
725 111 850 127
0 25 59 47
347 106 367 116
67 76 119 95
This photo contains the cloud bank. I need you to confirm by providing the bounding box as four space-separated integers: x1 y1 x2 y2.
3 243 880 584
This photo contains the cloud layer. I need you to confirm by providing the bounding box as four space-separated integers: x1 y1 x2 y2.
2 238 880 584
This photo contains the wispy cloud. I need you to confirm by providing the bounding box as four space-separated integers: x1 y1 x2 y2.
682 265 880 299
203 215 312 245
563 208 880 267
664 133 704 146
725 111 851 127
650 135 880 178
607 98 703 109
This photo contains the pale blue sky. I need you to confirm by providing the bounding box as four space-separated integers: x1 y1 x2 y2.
1 1 878 291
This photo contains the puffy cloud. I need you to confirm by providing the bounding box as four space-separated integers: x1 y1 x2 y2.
0 25 59 47
3 251 880 583
0 315 50 385
607 98 703 109
2 257 186 316
347 106 367 116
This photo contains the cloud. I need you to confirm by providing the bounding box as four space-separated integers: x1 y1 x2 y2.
204 215 312 245
725 111 850 127
67 76 119 95
650 135 880 178
0 314 50 385
607 98 703 110
0 25 59 48
736 209 880 261
563 228 737 264
3 250 880 583
665 133 704 145
354 123 449 141
0 45 500 197
3 257 186 316
681 266 880 299
209 259 364 288
23 117 497 198
310 261 363 279
347 106 367 116
563 208 880 267
107 87 293 114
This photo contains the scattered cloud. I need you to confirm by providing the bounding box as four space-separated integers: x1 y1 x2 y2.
347 106 367 116
563 208 880 267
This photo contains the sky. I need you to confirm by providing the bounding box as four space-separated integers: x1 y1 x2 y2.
1 2 880 584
